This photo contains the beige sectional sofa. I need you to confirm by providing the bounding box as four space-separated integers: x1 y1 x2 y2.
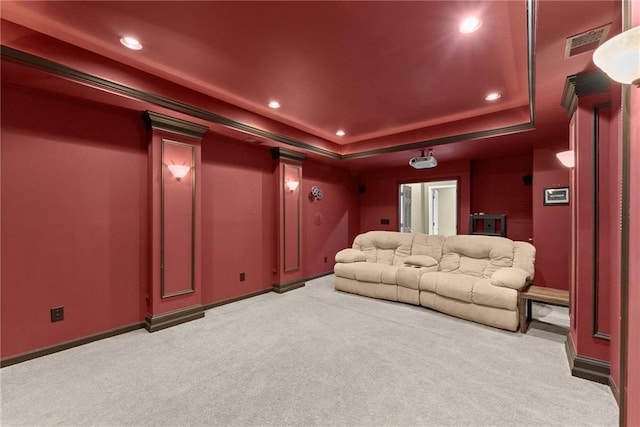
334 231 536 331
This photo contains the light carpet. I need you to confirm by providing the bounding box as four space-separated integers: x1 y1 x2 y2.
0 274 617 426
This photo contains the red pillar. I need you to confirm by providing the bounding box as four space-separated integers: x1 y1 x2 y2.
142 111 207 331
561 73 614 384
270 148 306 293
622 1 640 424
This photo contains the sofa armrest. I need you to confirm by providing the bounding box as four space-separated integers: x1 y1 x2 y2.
490 267 531 290
404 255 438 268
335 248 366 263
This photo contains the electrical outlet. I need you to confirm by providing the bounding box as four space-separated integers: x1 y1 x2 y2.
381 218 390 225
51 306 64 323
240 272 246 282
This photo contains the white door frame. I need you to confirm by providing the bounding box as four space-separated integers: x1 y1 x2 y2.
399 185 412 233
428 184 456 235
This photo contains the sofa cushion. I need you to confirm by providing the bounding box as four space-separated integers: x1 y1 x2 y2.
471 278 517 310
419 272 478 303
411 234 446 261
404 255 438 268
397 265 437 290
420 272 438 293
335 248 366 263
353 231 413 266
352 263 399 284
439 235 515 278
513 241 536 279
490 267 530 290
334 262 364 280
381 266 400 285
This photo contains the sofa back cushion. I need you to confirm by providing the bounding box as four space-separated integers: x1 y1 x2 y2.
439 235 515 278
513 241 536 279
411 234 446 262
353 231 413 266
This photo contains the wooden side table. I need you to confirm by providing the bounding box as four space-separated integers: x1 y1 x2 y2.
518 284 570 333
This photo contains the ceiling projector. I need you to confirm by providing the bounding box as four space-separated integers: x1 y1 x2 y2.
409 150 438 169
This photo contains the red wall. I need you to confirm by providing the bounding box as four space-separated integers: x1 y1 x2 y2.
1 84 148 359
470 155 533 242
532 148 571 289
359 160 471 234
190 138 363 303
200 136 276 303
302 159 360 276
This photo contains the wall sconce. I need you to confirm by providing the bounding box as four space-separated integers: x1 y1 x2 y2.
556 150 575 168
593 26 640 87
167 164 191 180
285 180 300 192
309 185 324 202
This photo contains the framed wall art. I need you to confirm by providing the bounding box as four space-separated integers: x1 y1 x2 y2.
543 187 570 205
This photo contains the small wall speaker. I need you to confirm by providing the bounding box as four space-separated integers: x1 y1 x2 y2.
522 175 533 186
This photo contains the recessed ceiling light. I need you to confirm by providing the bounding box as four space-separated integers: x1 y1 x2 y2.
268 101 281 109
485 92 501 101
460 17 482 34
336 130 346 136
120 36 143 50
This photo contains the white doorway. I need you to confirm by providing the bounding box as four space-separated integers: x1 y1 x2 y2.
428 183 457 235
399 180 457 235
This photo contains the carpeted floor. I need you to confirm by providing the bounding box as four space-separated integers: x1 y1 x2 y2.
0 275 618 426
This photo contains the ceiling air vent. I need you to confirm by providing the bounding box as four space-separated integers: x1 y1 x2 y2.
564 24 611 59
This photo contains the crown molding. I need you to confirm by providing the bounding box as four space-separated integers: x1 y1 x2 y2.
561 72 610 117
270 147 306 163
143 111 208 140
